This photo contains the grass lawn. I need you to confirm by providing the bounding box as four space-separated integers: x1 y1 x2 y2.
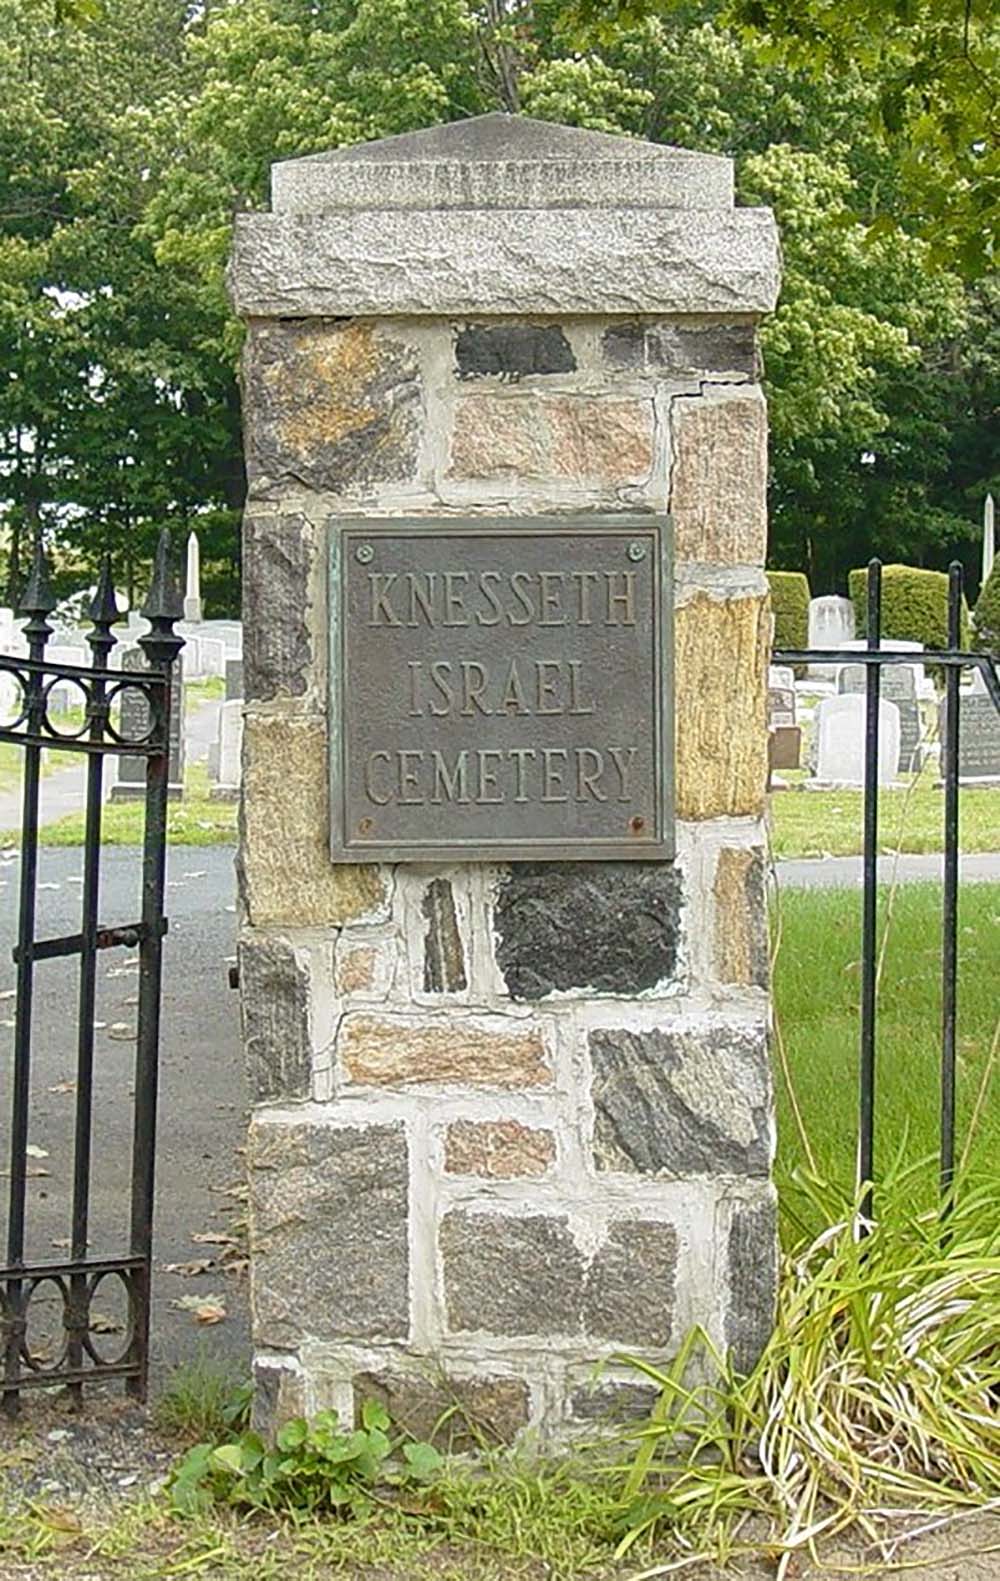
773 879 1000 1239
769 780 1000 858
26 761 237 847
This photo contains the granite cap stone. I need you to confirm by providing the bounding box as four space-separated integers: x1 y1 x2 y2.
232 113 779 320
271 112 734 213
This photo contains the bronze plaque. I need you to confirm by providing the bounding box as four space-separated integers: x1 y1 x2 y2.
329 517 672 862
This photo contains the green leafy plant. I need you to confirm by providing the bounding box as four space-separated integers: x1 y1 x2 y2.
766 570 811 655
617 1167 1000 1576
848 563 971 653
155 1352 252 1442
170 1401 442 1519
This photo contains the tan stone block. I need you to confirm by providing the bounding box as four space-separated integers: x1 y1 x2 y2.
674 593 769 819
714 847 768 988
670 392 767 565
340 1014 551 1089
447 393 653 483
444 1120 555 1178
337 946 377 995
242 715 384 927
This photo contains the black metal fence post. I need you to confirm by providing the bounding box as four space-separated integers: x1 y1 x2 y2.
4 538 56 1415
858 560 882 1225
939 563 963 1202
127 531 183 1398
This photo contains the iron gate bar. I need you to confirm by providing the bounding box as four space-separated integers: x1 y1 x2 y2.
940 564 963 1201
0 530 182 1413
859 560 882 1225
13 920 164 965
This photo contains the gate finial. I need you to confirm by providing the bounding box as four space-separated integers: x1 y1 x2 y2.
139 530 184 670
17 531 56 652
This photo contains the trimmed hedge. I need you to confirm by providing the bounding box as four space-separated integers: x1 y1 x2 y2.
974 564 1000 656
767 570 811 653
848 564 971 651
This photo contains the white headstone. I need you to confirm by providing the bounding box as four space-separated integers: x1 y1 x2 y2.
815 694 901 786
769 664 795 690
184 530 203 625
983 494 995 589
215 699 243 793
808 595 855 650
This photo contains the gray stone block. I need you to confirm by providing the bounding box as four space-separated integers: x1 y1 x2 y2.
229 208 781 320
250 1120 409 1348
602 320 758 378
242 513 311 701
353 1369 529 1450
455 324 576 381
590 1022 771 1177
725 1197 778 1376
569 1379 659 1423
441 1210 585 1337
422 877 468 993
584 1220 677 1346
270 113 734 213
243 320 420 491
239 934 311 1102
493 862 682 1000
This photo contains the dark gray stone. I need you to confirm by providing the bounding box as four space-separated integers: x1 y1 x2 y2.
239 935 311 1102
584 1220 677 1346
725 1198 777 1376
243 513 312 701
441 1211 585 1337
250 1120 410 1348
252 1357 306 1437
353 1370 529 1450
569 1379 659 1423
840 664 923 769
590 1023 771 1178
602 320 758 378
455 324 576 381
493 862 682 1000
422 878 468 993
244 319 420 493
225 658 244 700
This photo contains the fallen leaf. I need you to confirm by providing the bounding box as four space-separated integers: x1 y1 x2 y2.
191 1231 238 1247
169 1292 226 1324
222 1258 249 1278
184 870 207 879
37 882 60 891
121 996 139 1007
48 1081 76 1095
163 1258 215 1278
36 1506 83 1536
0 989 15 1001
89 1312 123 1334
2 1166 50 1178
1 1019 14 1029
26 1144 48 1160
107 1023 134 1040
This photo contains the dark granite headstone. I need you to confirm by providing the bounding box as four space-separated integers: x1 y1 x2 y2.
111 645 184 801
940 694 1000 781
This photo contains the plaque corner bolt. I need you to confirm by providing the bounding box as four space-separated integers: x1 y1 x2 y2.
355 543 374 565
627 540 647 563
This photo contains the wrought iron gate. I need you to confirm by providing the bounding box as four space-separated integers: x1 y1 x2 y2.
0 531 182 1410
775 558 1000 1219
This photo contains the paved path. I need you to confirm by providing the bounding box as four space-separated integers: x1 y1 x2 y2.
0 699 221 836
776 851 1000 888
0 843 247 1392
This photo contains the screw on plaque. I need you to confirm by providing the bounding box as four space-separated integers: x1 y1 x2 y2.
355 543 374 564
627 541 647 563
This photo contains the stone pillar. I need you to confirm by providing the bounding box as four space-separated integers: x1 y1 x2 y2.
230 113 780 1443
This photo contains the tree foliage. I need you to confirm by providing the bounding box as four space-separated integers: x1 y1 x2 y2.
0 0 994 611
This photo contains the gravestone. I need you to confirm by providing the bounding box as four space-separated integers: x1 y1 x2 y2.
807 595 854 677
838 663 923 771
225 658 244 700
941 694 1000 782
767 684 800 770
210 698 243 800
815 694 900 785
231 113 780 1440
769 665 794 691
110 646 184 801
